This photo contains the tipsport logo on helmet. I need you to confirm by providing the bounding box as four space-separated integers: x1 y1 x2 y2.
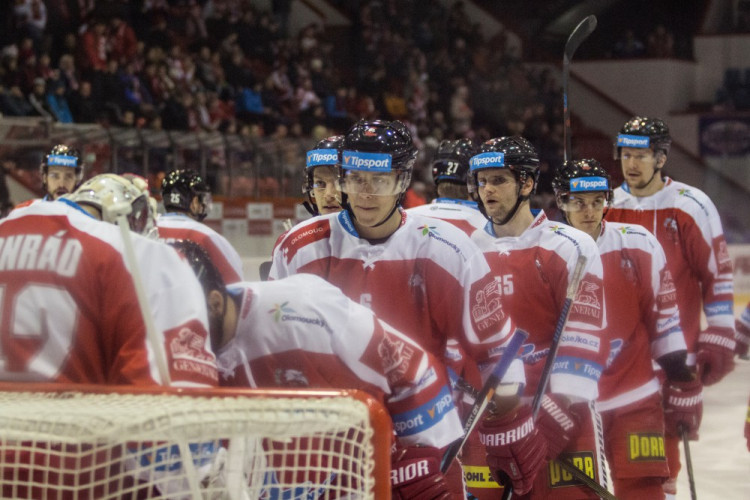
306 149 338 168
341 150 393 172
617 134 650 148
47 154 79 167
469 152 505 171
569 177 609 192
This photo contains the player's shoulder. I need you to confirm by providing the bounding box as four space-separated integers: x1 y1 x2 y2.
663 178 718 218
601 220 660 252
405 211 482 250
536 217 598 257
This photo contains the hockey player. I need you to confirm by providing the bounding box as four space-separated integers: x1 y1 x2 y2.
553 158 697 499
0 173 217 386
269 119 538 498
606 116 735 498
174 239 467 498
157 169 244 284
41 144 85 200
302 135 344 216
407 138 487 236
468 137 607 499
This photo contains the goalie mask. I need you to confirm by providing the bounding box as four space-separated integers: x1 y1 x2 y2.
67 174 151 234
161 169 212 221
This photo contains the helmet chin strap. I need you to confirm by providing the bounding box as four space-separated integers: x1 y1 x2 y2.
479 175 529 227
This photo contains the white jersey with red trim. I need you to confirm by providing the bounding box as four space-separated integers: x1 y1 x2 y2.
157 212 244 284
407 198 487 237
268 209 523 387
607 177 734 357
471 211 606 402
595 221 687 412
217 273 462 449
0 200 218 387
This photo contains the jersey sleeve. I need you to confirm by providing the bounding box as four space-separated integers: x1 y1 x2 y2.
680 190 734 333
642 232 687 359
549 237 606 401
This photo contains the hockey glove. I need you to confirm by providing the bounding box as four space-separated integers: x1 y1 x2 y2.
390 446 451 500
697 327 735 385
478 404 547 496
735 320 750 358
536 393 583 461
663 377 702 440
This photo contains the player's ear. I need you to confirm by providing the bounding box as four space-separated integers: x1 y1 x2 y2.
207 289 225 318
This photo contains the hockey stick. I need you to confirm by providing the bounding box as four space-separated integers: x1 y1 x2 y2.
502 254 617 500
563 14 598 163
440 328 528 473
116 215 203 497
680 425 698 500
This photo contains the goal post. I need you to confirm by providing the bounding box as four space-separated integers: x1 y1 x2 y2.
0 382 393 499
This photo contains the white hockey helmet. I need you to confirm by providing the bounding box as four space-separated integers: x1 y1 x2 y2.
66 173 151 234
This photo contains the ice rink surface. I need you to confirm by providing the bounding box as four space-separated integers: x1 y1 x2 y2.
673 356 749 500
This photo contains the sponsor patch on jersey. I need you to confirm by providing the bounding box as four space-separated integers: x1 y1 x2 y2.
306 148 338 168
713 281 733 296
268 302 333 334
741 307 750 324
47 154 78 167
548 451 597 489
282 220 331 264
656 314 680 333
570 279 603 322
519 343 548 364
469 152 505 170
378 330 417 386
552 356 602 381
470 277 507 334
569 177 609 192
391 385 455 436
341 150 392 171
548 452 597 489
617 134 650 148
704 300 732 317
131 441 216 472
606 338 624 368
559 332 600 352
463 466 502 489
628 432 666 462
418 224 467 261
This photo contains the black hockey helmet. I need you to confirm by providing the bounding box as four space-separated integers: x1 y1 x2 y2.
615 116 672 159
303 135 343 194
431 138 474 185
41 143 84 181
552 158 613 202
161 169 211 221
467 136 540 195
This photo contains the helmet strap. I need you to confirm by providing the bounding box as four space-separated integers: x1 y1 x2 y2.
302 196 319 217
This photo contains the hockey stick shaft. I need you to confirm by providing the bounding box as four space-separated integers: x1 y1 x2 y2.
440 328 528 473
681 425 698 500
563 15 597 162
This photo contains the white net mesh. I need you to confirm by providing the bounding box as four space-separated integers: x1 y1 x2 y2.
0 389 379 499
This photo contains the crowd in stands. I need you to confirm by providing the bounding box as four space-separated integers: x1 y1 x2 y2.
0 0 619 206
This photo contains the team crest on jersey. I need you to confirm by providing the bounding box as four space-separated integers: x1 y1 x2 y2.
620 256 635 282
572 280 602 319
470 278 506 332
274 368 309 387
663 217 679 242
378 332 416 385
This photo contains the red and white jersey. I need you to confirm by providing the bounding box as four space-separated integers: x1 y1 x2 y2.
217 273 463 449
269 209 523 387
157 212 244 284
0 200 218 387
595 221 687 412
407 198 487 237
471 211 606 402
607 177 734 357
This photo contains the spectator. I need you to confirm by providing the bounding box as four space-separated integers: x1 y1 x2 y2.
109 15 138 66
45 72 73 122
613 29 646 58
28 77 53 118
68 79 98 123
647 24 675 58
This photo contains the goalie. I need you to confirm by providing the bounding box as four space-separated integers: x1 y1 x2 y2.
173 239 467 499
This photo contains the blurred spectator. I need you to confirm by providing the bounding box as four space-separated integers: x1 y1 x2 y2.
27 77 53 118
109 15 138 66
77 18 108 76
613 29 646 58
68 80 98 123
45 71 73 122
646 24 675 58
0 84 34 116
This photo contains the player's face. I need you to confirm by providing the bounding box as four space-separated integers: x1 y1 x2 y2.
341 170 401 236
562 192 606 240
620 147 662 191
476 169 520 220
45 166 78 199
311 166 341 215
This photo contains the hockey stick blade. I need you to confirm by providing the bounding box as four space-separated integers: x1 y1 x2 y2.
440 329 528 473
563 15 597 162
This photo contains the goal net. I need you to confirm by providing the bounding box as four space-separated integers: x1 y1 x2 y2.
0 383 392 499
